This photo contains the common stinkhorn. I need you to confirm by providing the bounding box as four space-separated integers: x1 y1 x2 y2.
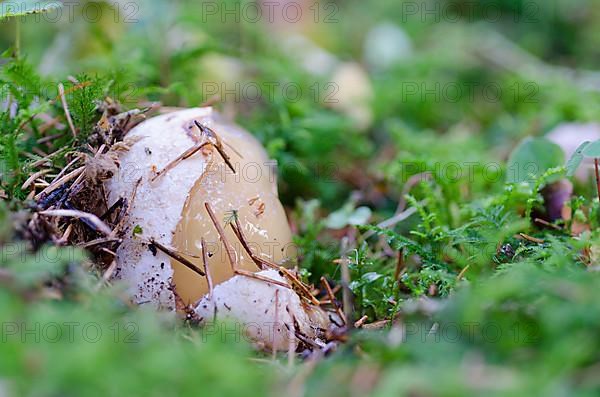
106 107 335 350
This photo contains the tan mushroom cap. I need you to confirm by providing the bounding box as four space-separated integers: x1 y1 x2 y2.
106 108 293 309
172 114 294 305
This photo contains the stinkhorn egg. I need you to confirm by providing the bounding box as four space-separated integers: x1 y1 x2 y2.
105 108 332 350
106 107 293 308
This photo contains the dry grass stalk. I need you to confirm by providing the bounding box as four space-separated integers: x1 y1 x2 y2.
34 166 85 200
229 217 319 305
40 209 112 236
320 277 347 325
354 315 368 328
151 141 211 182
519 233 545 244
21 170 51 191
193 120 236 173
148 238 205 277
58 83 77 138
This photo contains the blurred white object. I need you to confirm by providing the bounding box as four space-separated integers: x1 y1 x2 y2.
195 269 332 351
330 62 374 129
546 123 600 181
278 35 373 129
105 108 293 310
282 34 339 76
199 54 245 85
364 23 413 71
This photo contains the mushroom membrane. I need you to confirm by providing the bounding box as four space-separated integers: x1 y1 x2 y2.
106 108 293 309
171 116 294 305
195 269 331 351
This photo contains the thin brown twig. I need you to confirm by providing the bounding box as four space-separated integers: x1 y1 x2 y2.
354 315 368 328
339 238 353 324
111 178 142 237
204 202 294 290
204 202 237 269
231 217 265 271
194 120 236 174
21 169 51 191
234 268 291 289
214 144 237 175
34 166 85 200
288 305 295 368
595 158 600 202
362 205 419 239
40 209 112 236
519 233 545 244
103 260 117 280
200 237 217 321
200 238 213 297
36 133 64 145
94 260 117 291
534 218 562 231
151 141 211 182
78 237 122 248
58 83 77 138
100 247 116 257
56 224 73 245
49 155 83 185
149 238 205 277
361 320 390 330
321 277 347 325
394 248 405 282
280 267 320 305
456 265 470 281
229 223 277 270
38 116 64 135
32 147 48 157
30 148 64 168
229 219 318 304
396 172 432 213
151 121 237 183
100 197 124 221
272 289 280 360
290 328 323 350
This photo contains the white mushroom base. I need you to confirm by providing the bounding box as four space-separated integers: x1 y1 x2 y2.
195 269 327 351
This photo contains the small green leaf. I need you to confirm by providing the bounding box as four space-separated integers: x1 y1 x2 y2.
566 141 590 176
347 207 372 226
581 139 600 158
362 272 383 283
325 205 372 229
507 137 564 184
0 0 62 20
132 225 143 236
223 209 239 225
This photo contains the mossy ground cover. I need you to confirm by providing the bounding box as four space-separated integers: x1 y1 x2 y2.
1 1 600 396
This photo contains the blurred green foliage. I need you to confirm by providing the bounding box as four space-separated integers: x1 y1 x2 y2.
2 0 600 396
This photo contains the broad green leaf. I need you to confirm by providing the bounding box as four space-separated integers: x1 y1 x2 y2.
325 205 372 229
347 207 372 226
566 141 590 176
506 137 565 184
361 272 383 283
581 139 600 158
0 0 62 20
